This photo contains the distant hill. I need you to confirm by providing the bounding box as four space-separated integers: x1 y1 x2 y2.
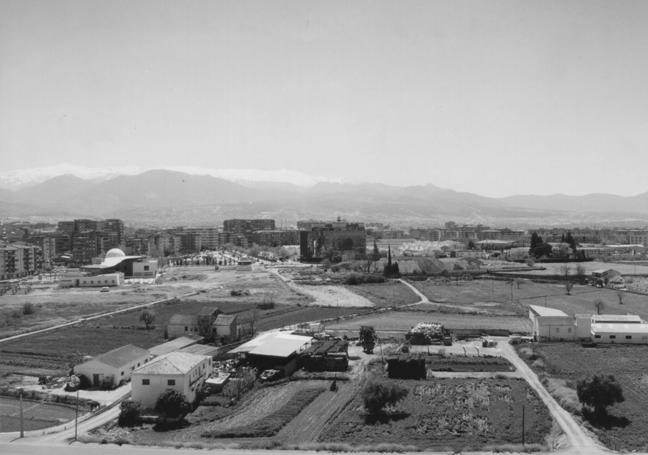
1 169 647 226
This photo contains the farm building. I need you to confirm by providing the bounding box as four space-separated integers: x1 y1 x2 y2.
299 339 349 372
213 314 238 342
74 344 150 389
131 351 213 409
149 336 202 357
591 269 622 287
167 314 199 339
590 314 648 344
528 305 575 341
230 331 313 376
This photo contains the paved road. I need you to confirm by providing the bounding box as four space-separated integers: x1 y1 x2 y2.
0 291 198 345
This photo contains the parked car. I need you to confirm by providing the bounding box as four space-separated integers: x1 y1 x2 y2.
259 369 281 382
100 287 110 292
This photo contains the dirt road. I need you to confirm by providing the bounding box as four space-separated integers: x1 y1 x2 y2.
497 339 604 454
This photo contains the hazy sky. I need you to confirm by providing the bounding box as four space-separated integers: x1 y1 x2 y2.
2 0 648 197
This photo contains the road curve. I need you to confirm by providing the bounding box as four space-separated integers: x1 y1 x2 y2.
397 278 430 305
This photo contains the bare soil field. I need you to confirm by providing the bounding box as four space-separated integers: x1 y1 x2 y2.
344 281 420 308
0 396 76 432
519 343 648 452
324 310 532 336
319 377 552 450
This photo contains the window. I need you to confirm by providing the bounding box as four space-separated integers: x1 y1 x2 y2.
626 335 632 340
142 379 150 385
567 328 572 333
185 326 188 331
167 379 176 386
555 328 560 333
121 371 124 376
610 335 616 339
144 265 149 271
595 335 601 339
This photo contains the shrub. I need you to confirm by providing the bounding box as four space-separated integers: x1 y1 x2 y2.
362 380 408 415
22 303 35 315
577 374 624 419
155 389 191 420
359 326 376 354
387 357 426 379
118 401 142 427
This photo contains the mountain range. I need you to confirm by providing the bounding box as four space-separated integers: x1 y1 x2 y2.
1 169 647 227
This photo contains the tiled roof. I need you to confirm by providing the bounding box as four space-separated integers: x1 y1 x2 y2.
149 336 202 357
134 351 210 375
91 344 149 368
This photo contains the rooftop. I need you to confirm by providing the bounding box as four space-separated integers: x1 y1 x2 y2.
149 336 202 357
214 314 237 325
168 314 196 326
87 344 149 368
592 314 643 324
134 351 210 375
591 323 648 335
529 305 569 318
230 331 313 358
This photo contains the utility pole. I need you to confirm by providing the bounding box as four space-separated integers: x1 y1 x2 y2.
74 388 79 441
521 403 526 446
18 387 24 438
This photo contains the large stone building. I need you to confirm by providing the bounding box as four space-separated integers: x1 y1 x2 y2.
299 220 366 262
0 243 40 280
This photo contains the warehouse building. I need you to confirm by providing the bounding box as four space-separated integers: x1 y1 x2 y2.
528 305 575 341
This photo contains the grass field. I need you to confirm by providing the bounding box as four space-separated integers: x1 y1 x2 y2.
408 278 648 321
324 310 532 336
520 343 648 451
0 396 76 432
319 377 552 450
344 281 420 308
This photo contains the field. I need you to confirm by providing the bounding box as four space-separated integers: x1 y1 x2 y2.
324 310 532 337
408 278 648 321
0 396 76 432
510 261 648 277
521 343 648 451
344 281 420 307
319 377 552 450
425 354 514 373
0 267 313 340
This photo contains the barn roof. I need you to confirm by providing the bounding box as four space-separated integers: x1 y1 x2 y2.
214 314 237 325
529 305 569 318
149 336 202 357
89 344 149 368
592 314 643 324
591 323 648 335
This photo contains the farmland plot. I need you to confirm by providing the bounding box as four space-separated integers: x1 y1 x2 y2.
344 281 420 308
524 343 648 452
0 396 77 432
319 377 552 450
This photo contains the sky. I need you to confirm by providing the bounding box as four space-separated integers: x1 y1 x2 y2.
2 0 648 197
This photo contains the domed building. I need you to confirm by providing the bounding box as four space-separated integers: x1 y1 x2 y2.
81 248 158 278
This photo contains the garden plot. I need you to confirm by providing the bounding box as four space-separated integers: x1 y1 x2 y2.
288 283 374 308
521 343 648 452
0 396 76 432
319 377 553 451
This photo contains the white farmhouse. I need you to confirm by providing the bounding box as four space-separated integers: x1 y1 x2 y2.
528 305 575 341
74 344 151 388
590 314 648 344
131 351 213 409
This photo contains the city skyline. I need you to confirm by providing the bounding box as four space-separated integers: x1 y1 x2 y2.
2 1 648 197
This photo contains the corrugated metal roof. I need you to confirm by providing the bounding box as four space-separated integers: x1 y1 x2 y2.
89 344 149 368
529 305 569 318
230 331 312 358
592 314 643 323
591 323 648 334
134 351 210 375
150 336 202 357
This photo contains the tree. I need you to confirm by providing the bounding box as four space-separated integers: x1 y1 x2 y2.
372 240 381 262
529 232 541 253
140 309 155 330
196 315 214 340
617 291 624 305
575 263 586 279
565 231 577 251
559 264 571 280
155 389 191 420
362 380 408 415
118 401 142 427
359 326 376 354
565 281 573 295
594 299 604 315
577 375 624 419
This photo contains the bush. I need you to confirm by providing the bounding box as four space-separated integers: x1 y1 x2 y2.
118 401 142 427
577 374 624 419
387 357 426 379
362 380 408 415
155 389 191 420
22 303 35 315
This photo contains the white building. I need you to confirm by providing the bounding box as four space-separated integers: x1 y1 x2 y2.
528 305 575 341
74 344 151 388
590 314 648 344
131 352 213 409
